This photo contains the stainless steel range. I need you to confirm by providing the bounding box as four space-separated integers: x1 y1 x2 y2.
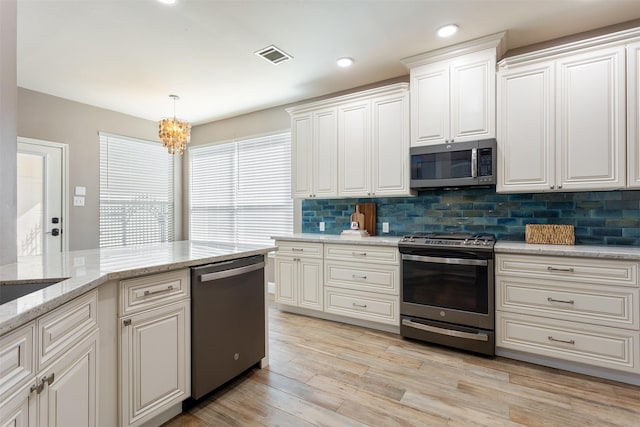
399 232 496 356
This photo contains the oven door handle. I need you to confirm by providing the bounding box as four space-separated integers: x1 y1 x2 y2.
401 254 488 266
402 319 489 342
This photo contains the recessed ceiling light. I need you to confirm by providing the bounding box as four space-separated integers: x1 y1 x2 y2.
337 57 354 68
437 24 459 38
157 0 177 4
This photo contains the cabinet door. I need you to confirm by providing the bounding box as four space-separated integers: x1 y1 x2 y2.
291 113 313 198
120 301 189 427
497 62 555 193
410 61 450 146
298 258 323 311
628 41 640 188
274 256 297 306
339 101 371 196
313 107 338 198
450 50 496 143
557 46 626 190
38 330 98 427
0 382 35 427
371 92 410 196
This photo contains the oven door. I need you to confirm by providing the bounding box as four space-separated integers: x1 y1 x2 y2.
400 249 494 330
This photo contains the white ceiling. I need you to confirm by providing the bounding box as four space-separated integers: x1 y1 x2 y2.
17 0 640 125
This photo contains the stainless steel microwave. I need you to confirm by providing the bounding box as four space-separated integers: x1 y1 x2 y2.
410 139 497 190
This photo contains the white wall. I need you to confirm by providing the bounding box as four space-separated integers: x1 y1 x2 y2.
18 88 159 250
0 0 17 265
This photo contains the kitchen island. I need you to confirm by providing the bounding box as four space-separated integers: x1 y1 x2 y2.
0 240 275 427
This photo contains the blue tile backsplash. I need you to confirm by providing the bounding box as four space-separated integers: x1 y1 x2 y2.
301 188 640 246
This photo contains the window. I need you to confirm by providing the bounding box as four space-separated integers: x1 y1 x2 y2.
99 133 175 248
189 132 292 246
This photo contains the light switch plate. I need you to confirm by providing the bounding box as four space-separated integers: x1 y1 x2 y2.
73 196 85 206
319 222 325 232
382 222 389 233
75 186 86 196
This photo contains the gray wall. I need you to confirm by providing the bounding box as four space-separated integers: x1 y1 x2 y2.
0 0 17 266
188 75 409 235
17 88 159 250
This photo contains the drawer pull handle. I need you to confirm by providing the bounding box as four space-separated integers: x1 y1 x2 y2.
30 381 44 394
143 285 174 297
291 248 304 252
352 303 367 308
547 266 574 273
547 297 575 305
352 274 368 280
548 336 575 345
352 252 367 256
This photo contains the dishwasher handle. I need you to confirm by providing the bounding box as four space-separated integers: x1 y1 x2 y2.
199 261 265 283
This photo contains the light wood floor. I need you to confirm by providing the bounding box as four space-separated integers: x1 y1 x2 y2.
164 306 640 427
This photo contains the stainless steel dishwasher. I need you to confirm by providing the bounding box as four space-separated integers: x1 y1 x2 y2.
189 254 266 401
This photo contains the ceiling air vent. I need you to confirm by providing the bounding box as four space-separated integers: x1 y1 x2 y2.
255 45 292 65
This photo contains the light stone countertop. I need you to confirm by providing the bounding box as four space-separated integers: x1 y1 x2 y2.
271 233 402 247
0 240 275 335
495 241 640 260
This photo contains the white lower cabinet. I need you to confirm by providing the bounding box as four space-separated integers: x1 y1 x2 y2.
119 270 190 427
0 291 99 427
38 330 98 427
274 240 400 331
496 252 640 376
274 241 323 311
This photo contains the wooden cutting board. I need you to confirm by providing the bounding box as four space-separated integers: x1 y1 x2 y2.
358 203 376 236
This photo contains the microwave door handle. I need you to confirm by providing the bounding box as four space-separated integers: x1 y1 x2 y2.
471 148 478 178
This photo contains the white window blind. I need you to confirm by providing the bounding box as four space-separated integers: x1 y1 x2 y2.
189 132 293 246
99 133 175 248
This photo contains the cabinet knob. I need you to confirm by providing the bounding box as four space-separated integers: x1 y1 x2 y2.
451 139 455 143
550 185 554 189
558 184 563 189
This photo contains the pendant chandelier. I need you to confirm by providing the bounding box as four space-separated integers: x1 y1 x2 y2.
158 94 191 155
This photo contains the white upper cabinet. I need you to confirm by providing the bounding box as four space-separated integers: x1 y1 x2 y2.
291 109 338 198
497 62 555 192
628 40 640 188
338 100 371 197
372 92 411 196
498 41 627 193
557 46 625 191
288 83 413 199
403 33 505 147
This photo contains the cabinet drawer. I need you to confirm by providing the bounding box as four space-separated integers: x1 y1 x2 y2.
120 269 190 316
496 312 639 373
37 290 98 370
0 322 35 400
324 244 399 264
276 241 323 259
325 261 399 295
496 254 638 287
497 277 639 329
324 286 399 325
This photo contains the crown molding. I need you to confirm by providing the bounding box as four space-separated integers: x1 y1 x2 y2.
401 31 507 69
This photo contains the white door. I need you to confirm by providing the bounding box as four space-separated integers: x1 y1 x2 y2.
371 92 410 196
17 139 66 256
628 41 640 188
411 61 450 146
291 113 313 198
497 62 555 193
556 46 626 190
338 100 371 197
313 107 338 198
450 50 496 143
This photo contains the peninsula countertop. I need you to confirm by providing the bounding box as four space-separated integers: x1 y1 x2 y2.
0 240 276 335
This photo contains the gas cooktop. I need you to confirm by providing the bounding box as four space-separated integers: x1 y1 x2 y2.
399 232 496 248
